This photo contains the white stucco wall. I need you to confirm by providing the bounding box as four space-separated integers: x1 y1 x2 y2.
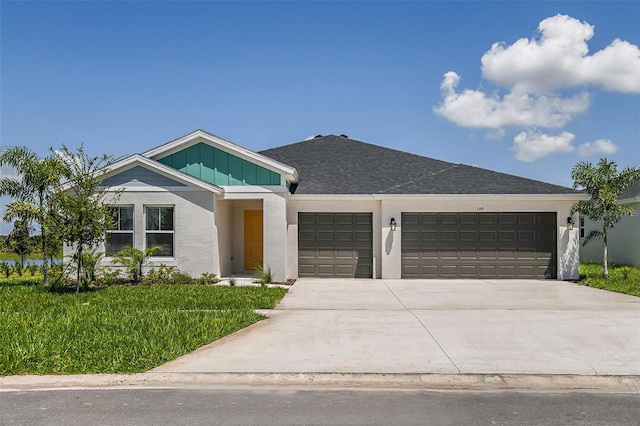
580 202 640 268
213 197 233 277
96 188 218 277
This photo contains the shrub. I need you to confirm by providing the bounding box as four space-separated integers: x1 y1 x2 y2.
112 246 161 282
0 262 11 278
198 272 219 285
12 262 23 277
25 262 39 276
253 266 273 286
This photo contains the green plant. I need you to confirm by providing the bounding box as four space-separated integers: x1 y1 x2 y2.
253 266 273 286
168 271 193 285
229 275 236 286
199 272 219 285
25 262 39 276
54 145 122 292
99 268 125 286
112 246 162 282
0 145 67 287
0 262 11 278
80 249 104 287
12 262 23 277
144 264 177 284
620 266 632 280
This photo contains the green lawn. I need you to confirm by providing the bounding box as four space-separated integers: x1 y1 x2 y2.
0 282 287 376
579 263 640 297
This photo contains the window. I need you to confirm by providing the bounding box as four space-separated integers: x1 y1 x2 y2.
145 206 174 257
580 217 585 239
106 206 134 256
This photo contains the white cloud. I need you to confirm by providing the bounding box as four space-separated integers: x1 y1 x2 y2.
481 14 640 94
577 139 619 157
512 130 575 162
434 71 590 129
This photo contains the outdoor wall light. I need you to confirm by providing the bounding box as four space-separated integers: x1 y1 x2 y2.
390 218 397 231
567 216 575 230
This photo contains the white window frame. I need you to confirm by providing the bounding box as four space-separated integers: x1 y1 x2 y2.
144 205 175 258
105 205 134 257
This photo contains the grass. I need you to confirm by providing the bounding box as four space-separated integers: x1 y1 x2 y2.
579 263 640 297
0 281 287 376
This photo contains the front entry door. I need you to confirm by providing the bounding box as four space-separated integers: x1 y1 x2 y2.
244 210 263 270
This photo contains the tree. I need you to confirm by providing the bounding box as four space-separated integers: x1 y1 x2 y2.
112 246 162 282
571 158 640 278
54 145 121 292
5 219 34 268
0 147 66 286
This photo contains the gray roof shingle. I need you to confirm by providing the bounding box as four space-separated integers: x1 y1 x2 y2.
260 134 580 195
620 180 640 199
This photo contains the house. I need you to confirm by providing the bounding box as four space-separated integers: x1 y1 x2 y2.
90 130 586 281
580 181 640 268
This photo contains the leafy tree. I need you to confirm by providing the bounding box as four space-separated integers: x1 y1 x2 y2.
0 147 66 286
54 145 121 292
5 219 34 268
112 246 162 282
571 158 640 278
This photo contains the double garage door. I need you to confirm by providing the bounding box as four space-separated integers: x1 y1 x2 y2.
298 212 557 279
402 212 557 279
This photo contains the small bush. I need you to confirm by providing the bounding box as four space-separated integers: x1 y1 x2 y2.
12 262 23 277
144 264 177 284
198 272 219 285
253 266 273 286
0 262 11 278
26 262 39 276
168 271 193 285
229 276 236 286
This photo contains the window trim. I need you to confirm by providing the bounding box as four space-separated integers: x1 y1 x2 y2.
144 205 175 258
105 205 134 257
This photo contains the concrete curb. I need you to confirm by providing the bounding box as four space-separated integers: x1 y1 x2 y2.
2 373 639 393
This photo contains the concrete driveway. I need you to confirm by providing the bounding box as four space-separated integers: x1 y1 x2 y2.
153 279 640 376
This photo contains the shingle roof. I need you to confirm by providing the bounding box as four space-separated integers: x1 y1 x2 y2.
260 134 580 195
620 180 640 200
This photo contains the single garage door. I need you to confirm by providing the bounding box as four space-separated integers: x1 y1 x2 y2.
298 213 373 278
401 212 556 279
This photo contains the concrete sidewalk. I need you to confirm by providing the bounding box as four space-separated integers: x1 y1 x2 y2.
152 279 640 377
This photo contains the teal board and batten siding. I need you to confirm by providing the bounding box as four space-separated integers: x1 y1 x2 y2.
158 142 281 186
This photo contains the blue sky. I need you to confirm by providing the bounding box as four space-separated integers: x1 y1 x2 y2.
1 1 639 234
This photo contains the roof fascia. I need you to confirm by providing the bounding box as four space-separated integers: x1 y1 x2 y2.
142 130 299 183
289 193 590 201
101 154 224 194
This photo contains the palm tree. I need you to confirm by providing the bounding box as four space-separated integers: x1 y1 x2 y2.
571 158 640 278
0 147 66 286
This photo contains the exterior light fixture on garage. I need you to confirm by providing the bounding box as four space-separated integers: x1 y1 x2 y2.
390 218 397 231
567 216 575 230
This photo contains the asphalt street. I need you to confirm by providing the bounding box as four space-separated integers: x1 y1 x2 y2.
2 389 639 425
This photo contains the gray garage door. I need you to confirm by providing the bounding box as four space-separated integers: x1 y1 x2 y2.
401 212 556 279
298 213 373 278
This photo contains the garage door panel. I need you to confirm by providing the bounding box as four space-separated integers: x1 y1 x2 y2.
402 212 556 279
298 213 373 278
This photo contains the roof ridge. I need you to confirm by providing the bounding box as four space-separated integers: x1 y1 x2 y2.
379 163 461 193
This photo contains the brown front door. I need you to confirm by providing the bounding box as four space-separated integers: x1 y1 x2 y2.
244 210 263 270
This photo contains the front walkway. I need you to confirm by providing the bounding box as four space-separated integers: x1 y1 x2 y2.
153 279 640 375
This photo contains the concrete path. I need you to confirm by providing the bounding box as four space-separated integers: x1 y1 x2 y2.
153 279 640 376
